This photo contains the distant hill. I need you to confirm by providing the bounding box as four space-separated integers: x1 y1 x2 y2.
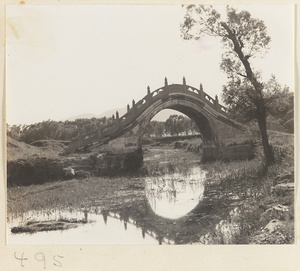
98 107 127 118
67 107 127 121
67 108 182 122
67 113 99 121
98 107 184 121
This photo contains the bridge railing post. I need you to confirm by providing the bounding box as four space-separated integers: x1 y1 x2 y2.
115 111 121 128
131 99 137 113
163 77 170 94
182 76 187 92
129 99 137 117
146 85 154 102
199 83 204 100
214 95 219 111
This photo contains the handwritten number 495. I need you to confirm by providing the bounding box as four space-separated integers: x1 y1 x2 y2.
14 252 64 269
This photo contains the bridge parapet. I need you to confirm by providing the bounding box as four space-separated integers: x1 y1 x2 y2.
122 80 228 123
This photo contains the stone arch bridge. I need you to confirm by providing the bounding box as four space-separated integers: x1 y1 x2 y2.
66 78 253 161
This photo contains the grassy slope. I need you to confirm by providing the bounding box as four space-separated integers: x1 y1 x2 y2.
7 137 66 162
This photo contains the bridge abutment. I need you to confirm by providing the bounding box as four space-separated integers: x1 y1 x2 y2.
201 118 254 162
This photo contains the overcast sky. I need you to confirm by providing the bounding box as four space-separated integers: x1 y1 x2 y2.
6 4 294 125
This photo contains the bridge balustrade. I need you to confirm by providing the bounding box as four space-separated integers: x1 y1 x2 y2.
204 94 215 105
187 87 200 95
151 88 164 98
220 105 228 113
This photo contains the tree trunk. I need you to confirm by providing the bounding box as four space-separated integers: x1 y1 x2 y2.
257 112 275 166
221 22 275 166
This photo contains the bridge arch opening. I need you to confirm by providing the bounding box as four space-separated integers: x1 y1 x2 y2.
137 101 219 149
143 109 201 138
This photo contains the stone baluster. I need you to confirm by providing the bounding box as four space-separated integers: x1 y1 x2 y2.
183 76 187 92
146 86 151 101
199 83 204 100
131 99 136 115
215 95 219 110
115 111 121 128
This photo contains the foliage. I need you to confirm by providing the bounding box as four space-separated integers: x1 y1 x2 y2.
143 115 200 137
264 78 294 132
7 113 202 145
7 117 110 144
164 114 200 136
165 115 184 136
222 75 293 124
144 120 165 137
181 5 283 165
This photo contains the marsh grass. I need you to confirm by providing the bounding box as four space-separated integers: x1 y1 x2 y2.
143 147 200 176
7 176 145 218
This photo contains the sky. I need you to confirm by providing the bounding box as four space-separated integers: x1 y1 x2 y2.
6 4 294 125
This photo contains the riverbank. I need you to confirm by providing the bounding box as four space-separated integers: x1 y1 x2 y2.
197 131 294 244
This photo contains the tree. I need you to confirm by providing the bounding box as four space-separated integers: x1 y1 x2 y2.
263 75 292 124
7 124 22 140
144 121 166 137
144 121 155 137
181 5 277 165
152 121 165 137
165 115 186 136
165 115 177 136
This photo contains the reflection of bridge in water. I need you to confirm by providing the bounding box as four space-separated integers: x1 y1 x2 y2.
145 167 206 219
66 77 253 161
104 210 175 245
100 193 227 245
98 170 226 245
